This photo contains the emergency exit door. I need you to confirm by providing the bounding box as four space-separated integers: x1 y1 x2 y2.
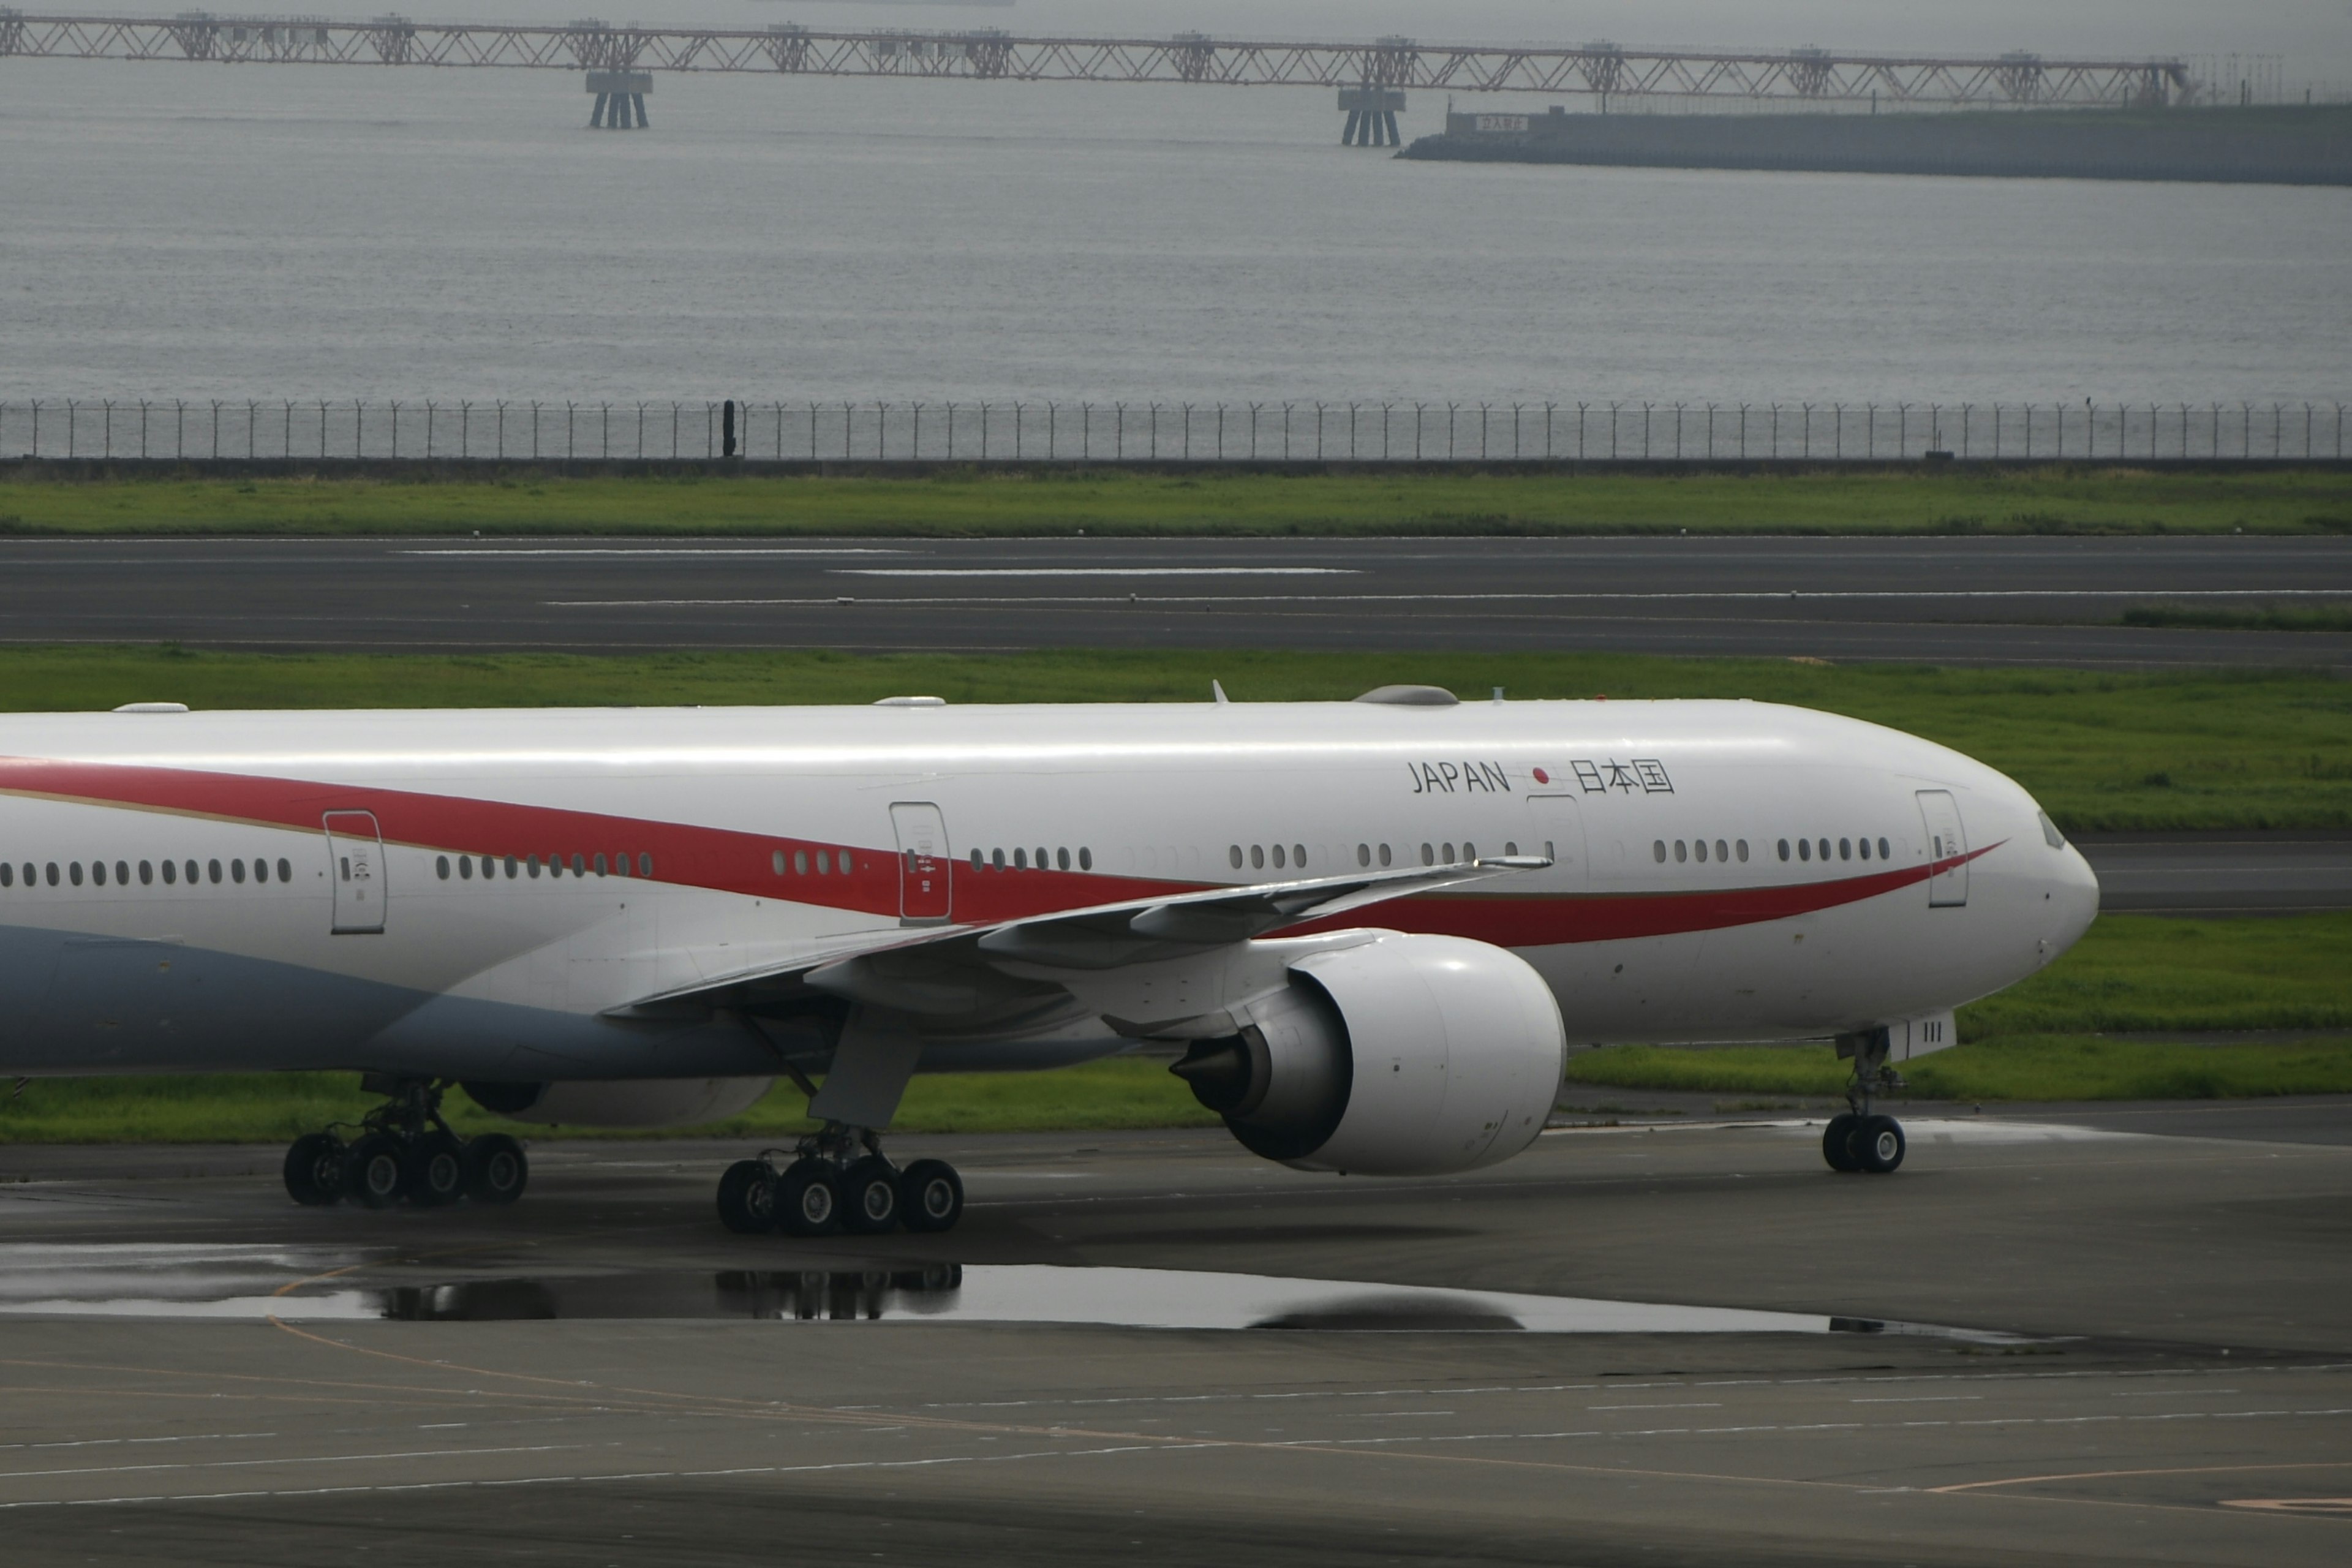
1915 790 1969 908
323 810 386 933
890 802 953 926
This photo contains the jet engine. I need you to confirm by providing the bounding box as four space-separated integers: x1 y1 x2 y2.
461 1076 774 1128
1170 933 1564 1177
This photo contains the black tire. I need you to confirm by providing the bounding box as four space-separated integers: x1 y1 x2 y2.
775 1158 842 1238
405 1132 468 1208
898 1159 964 1234
283 1132 345 1207
717 1159 777 1234
1821 1114 1860 1173
839 1156 901 1235
1857 1115 1906 1174
345 1133 406 1209
465 1134 528 1205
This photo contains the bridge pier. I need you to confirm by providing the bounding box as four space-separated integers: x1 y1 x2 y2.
586 70 652 130
1338 86 1403 146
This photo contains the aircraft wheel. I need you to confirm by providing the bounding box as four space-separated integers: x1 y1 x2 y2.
405 1132 468 1207
1856 1115 1906 1174
839 1156 901 1235
465 1134 528 1205
1821 1114 1860 1173
284 1132 345 1207
898 1159 965 1234
775 1158 842 1238
345 1133 406 1209
717 1159 777 1234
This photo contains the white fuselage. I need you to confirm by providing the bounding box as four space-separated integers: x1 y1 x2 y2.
0 698 2099 1090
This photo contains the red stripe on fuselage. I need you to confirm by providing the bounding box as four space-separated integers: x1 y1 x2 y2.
0 755 1995 945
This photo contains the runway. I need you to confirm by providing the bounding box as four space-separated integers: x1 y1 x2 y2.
4 535 2349 668
3 1109 2349 1566
2075 832 2352 914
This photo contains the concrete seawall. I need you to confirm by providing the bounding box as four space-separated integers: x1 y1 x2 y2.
1401 105 2352 186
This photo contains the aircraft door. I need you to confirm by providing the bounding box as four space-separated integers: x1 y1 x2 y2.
323 811 387 934
889 802 953 926
1915 790 1969 908
1523 794 1589 890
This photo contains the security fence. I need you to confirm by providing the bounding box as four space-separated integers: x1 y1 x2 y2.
4 397 2345 464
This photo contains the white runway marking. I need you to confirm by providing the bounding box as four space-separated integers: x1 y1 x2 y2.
546 586 2350 608
403 548 904 557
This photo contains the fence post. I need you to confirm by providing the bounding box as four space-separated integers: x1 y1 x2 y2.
281 399 290 458
1114 402 1123 460
1547 402 1557 460
1152 403 1163 461
143 399 153 459
1512 402 1523 459
386 401 396 458
1380 403 1390 461
1578 402 1588 462
1279 402 1289 461
1048 402 1057 461
1248 402 1261 461
1672 402 1683 461
23 400 32 458
1769 404 1777 459
1449 404 1460 459
1606 402 1619 460
2273 402 2284 458
1414 403 1424 461
1703 403 1712 460
1314 402 1324 461
460 400 470 459
1961 403 1970 460
424 401 436 459
1345 402 1355 461
1800 403 1810 459
1218 402 1226 461
66 399 77 459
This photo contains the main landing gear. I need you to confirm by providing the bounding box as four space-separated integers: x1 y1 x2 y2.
1822 1028 1907 1175
282 1077 528 1209
715 1125 963 1238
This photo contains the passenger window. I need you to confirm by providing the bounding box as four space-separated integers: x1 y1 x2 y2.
1229 845 1243 869
1462 843 1476 862
1442 843 1455 863
1034 848 1047 872
1777 839 1790 861
1504 841 1518 856
506 856 521 878
1357 843 1370 867
1251 845 1265 869
1673 840 1687 863
1735 840 1749 862
116 860 130 884
1294 845 1306 868
459 855 473 880
232 859 246 884
436 856 451 880
1655 840 1667 863
596 854 609 876
1798 840 1812 862
571 853 586 875
1858 837 1871 861
1715 840 1728 862
991 848 1005 870
47 863 60 886
1879 837 1891 859
1819 839 1831 862
1694 840 1708 863
255 859 270 883
1079 847 1093 870
1270 845 1284 869
277 857 292 883
0 864 11 888
71 862 85 886
1378 843 1392 867
1014 848 1027 870
527 856 542 878
91 862 105 886
1420 843 1434 866
772 850 786 875
162 860 177 884
612 850 631 878
815 850 831 875
186 859 199 884
1055 847 1069 871
1839 838 1852 861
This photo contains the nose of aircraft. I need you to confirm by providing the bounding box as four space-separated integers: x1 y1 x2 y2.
2049 840 2101 954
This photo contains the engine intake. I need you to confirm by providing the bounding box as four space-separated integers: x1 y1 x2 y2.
1172 932 1565 1177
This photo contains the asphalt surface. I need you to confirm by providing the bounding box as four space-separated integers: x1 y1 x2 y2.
4 535 2350 668
2075 832 2352 914
4 1109 2350 1566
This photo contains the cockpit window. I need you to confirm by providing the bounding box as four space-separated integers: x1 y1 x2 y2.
2038 811 2067 849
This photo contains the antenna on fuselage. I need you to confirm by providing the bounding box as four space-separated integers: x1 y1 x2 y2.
1212 680 1231 704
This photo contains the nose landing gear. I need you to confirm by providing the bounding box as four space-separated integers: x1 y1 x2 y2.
1822 1029 1907 1175
281 1077 528 1208
715 1126 963 1237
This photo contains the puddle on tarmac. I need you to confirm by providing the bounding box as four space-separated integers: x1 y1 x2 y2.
0 1246 2027 1341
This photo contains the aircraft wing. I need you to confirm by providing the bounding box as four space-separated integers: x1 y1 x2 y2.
608 855 1550 1017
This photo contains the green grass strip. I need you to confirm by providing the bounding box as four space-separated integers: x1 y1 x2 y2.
1564 1036 2352 1102
4 466 2348 537
6 646 2345 831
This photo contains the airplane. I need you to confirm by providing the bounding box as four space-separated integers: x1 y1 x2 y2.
0 682 2100 1234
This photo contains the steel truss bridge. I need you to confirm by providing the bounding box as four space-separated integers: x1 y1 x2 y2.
0 12 2193 106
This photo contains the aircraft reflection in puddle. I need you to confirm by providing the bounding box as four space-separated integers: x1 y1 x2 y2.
375 1264 2026 1343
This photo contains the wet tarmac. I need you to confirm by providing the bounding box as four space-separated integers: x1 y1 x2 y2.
2 1108 2349 1566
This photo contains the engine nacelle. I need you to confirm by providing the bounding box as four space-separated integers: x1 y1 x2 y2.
461 1076 773 1128
1171 933 1565 1177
